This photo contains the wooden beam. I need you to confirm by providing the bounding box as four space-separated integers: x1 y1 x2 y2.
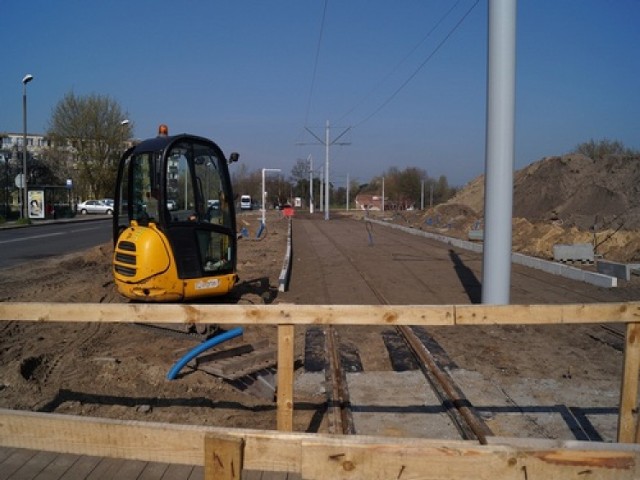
277 324 294 432
456 303 640 325
204 434 243 480
619 322 640 443
1 302 638 326
2 410 639 479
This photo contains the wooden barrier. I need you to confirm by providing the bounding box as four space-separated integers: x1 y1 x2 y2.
0 301 639 479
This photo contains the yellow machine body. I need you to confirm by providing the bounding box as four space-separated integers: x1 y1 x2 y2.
112 131 240 303
113 222 237 302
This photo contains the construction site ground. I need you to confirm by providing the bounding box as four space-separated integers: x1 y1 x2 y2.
0 207 638 443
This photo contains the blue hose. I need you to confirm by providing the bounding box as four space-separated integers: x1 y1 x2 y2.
166 327 244 380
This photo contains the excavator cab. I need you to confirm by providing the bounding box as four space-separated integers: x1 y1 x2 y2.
112 127 239 302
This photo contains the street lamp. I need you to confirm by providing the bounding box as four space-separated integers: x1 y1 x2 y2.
21 73 33 220
261 168 281 227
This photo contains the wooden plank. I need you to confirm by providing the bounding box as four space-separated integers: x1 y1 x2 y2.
58 455 102 480
2 410 640 479
33 452 81 480
136 461 169 480
0 447 38 480
277 325 294 432
1 301 639 326
455 303 640 325
204 434 243 480
0 409 208 466
618 322 640 442
298 437 640 480
4 450 57 480
196 346 276 380
0 303 456 326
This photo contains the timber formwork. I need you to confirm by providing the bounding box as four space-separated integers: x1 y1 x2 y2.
0 302 639 479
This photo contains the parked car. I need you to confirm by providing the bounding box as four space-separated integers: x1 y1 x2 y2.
77 200 113 215
166 199 177 211
240 195 252 210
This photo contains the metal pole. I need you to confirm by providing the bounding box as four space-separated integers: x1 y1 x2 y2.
421 180 424 210
382 177 385 213
482 0 517 304
319 169 323 212
261 168 266 226
21 76 33 220
261 168 281 227
308 156 313 214
346 173 349 211
324 120 330 221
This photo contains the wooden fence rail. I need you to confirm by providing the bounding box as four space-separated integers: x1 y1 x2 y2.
0 301 639 479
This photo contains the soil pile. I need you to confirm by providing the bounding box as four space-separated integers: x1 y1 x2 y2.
401 154 640 262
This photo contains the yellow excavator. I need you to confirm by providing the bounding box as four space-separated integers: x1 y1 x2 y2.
112 125 239 303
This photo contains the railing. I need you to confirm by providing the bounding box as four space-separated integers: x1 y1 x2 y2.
0 301 639 479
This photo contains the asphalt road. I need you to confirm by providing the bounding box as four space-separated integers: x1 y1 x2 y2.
0 217 112 269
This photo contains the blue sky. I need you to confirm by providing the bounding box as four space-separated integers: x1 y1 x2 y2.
2 1 639 188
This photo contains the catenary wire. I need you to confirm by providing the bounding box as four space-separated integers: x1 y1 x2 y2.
336 0 465 124
304 0 329 127
352 0 480 128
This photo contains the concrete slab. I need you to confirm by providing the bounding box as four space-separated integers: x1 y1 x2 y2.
346 371 459 439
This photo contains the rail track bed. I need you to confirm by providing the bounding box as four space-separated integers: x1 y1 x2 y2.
281 213 632 442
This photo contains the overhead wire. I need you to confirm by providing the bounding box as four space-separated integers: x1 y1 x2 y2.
352 0 481 128
336 0 465 124
304 0 329 127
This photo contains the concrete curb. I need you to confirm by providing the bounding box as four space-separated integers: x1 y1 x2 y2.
368 218 617 289
278 217 293 292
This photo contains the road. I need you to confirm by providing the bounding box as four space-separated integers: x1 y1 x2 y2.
0 217 111 269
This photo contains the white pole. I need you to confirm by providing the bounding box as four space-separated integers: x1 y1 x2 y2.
346 173 349 211
261 168 266 226
261 168 281 227
482 0 517 305
324 120 330 221
382 177 385 212
421 179 424 210
308 155 314 214
319 169 323 212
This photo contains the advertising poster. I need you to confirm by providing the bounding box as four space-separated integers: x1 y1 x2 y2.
28 190 45 219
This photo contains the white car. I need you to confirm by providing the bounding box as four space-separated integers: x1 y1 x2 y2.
77 200 113 215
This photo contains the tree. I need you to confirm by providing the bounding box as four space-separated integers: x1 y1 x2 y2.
48 92 132 200
573 138 638 160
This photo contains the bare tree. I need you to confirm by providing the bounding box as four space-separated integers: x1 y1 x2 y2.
48 92 132 199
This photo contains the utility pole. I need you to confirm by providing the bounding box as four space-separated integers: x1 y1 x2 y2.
482 0 517 304
308 155 314 214
302 121 351 220
346 173 350 211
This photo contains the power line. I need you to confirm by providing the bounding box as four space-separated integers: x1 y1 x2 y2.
337 0 464 124
353 0 480 128
304 0 329 127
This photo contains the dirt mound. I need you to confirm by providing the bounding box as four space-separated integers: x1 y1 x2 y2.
418 154 640 263
451 154 640 230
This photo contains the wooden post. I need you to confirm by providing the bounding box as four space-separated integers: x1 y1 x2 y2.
204 433 243 480
618 322 640 443
277 324 295 431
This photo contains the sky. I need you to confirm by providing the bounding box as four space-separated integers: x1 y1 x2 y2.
2 1 639 188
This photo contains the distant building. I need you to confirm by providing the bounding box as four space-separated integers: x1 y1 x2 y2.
1 132 51 156
354 193 414 211
355 194 385 211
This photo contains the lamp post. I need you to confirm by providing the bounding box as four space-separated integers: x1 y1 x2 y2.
261 168 281 227
21 74 33 220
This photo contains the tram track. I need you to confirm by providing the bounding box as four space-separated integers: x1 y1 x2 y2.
307 217 493 441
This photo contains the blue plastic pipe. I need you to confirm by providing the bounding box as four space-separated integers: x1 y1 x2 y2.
166 327 244 380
